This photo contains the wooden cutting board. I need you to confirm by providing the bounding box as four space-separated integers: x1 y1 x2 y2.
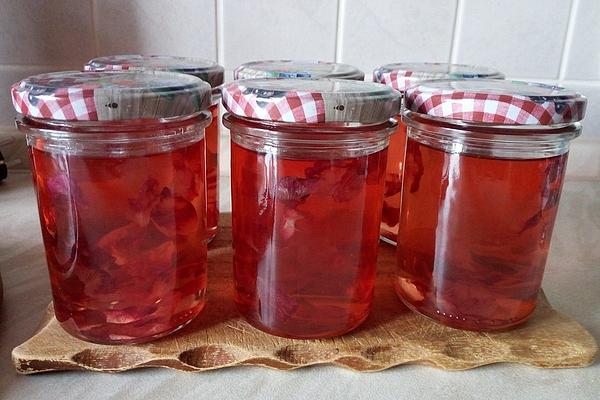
13 214 598 373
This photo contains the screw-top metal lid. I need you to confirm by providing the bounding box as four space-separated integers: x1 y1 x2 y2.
374 62 504 92
222 78 400 124
11 71 212 121
404 79 587 125
85 55 225 88
234 60 365 81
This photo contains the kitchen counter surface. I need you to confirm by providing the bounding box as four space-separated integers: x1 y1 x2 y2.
1 171 598 400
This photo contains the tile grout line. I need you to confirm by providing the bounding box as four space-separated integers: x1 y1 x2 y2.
215 0 225 66
91 0 101 57
558 0 579 81
448 0 464 64
334 0 345 63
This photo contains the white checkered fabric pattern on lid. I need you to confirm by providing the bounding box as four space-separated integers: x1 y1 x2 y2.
11 85 98 120
405 88 586 125
222 84 325 123
374 71 449 92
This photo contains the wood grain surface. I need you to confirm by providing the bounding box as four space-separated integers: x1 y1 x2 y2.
12 214 598 374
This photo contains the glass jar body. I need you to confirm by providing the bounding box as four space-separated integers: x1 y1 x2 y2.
19 114 210 344
226 114 394 338
206 103 220 242
396 114 580 331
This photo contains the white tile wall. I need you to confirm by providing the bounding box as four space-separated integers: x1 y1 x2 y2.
94 0 217 59
221 0 338 69
452 0 571 79
340 0 458 73
563 0 600 80
0 0 599 177
0 0 95 66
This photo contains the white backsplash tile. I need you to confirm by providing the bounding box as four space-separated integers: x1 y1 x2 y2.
453 0 571 79
340 0 458 72
95 0 217 60
221 0 338 70
563 0 600 80
0 0 95 66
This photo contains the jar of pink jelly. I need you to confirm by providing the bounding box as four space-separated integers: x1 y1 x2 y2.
12 71 212 344
373 63 504 245
85 55 225 242
397 79 586 331
222 78 399 338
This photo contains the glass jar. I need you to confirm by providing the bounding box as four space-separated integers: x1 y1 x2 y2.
222 79 400 338
373 63 505 245
85 55 225 242
396 79 586 331
234 59 364 80
12 71 212 344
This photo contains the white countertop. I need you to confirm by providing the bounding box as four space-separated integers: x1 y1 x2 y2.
0 171 598 400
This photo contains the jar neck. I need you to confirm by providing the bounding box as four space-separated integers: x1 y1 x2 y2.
223 113 397 159
17 112 211 157
402 111 581 159
20 111 209 132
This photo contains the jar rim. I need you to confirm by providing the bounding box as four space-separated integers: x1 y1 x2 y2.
17 112 211 157
402 110 580 160
18 111 210 133
223 112 398 135
402 110 581 136
225 113 395 160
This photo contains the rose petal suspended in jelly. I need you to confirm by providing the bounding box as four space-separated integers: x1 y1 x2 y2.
304 160 331 179
151 194 199 237
97 222 176 272
128 178 162 227
274 176 318 205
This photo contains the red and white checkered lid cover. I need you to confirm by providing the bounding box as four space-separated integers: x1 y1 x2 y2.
11 70 211 121
222 78 400 124
373 62 504 92
234 60 364 81
85 55 224 88
404 79 587 125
